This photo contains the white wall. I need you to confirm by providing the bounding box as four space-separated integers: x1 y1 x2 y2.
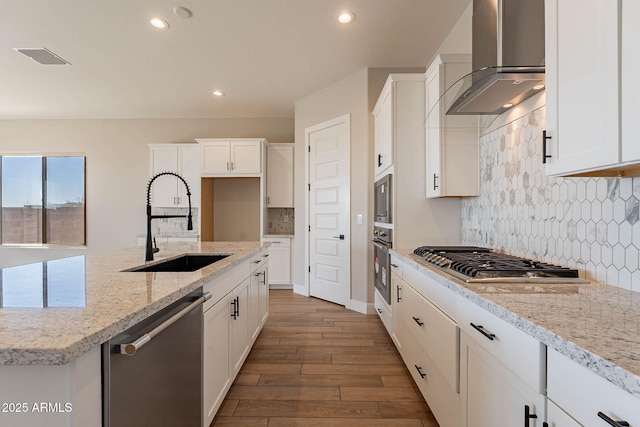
0 118 293 267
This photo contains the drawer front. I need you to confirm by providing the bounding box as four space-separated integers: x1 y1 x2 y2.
457 297 544 393
250 250 269 272
402 263 457 319
547 399 582 427
203 260 250 311
389 254 403 278
398 326 460 427
374 289 392 336
548 349 640 427
401 282 459 392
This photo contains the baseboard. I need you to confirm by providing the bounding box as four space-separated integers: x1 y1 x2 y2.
350 299 376 315
269 284 293 290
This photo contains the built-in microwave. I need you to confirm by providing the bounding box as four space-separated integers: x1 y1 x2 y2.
374 174 392 224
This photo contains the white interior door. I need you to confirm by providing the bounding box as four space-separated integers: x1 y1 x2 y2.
306 115 350 307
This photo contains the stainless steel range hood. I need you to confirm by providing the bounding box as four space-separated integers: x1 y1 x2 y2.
446 0 545 116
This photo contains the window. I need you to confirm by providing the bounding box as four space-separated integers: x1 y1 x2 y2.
1 155 85 246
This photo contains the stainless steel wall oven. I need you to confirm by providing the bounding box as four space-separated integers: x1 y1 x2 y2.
374 174 392 224
373 226 392 304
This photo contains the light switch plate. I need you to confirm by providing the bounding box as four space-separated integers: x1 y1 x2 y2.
357 214 363 224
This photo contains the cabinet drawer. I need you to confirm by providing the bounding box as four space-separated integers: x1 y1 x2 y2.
398 326 459 427
203 260 250 311
250 250 269 272
457 297 544 393
548 349 640 427
400 282 459 392
389 254 403 278
374 289 392 335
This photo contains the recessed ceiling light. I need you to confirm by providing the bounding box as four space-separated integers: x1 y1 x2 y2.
212 90 225 97
338 11 355 24
149 17 170 29
533 84 545 90
173 6 193 19
503 103 514 109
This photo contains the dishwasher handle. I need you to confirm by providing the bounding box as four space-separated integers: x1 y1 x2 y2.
120 292 212 356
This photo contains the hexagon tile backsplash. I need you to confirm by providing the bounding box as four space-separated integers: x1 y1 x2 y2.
461 106 640 291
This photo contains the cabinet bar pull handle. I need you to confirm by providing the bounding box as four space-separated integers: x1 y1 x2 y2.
377 308 383 314
524 405 537 427
377 154 382 167
597 412 630 426
231 297 238 319
412 316 424 326
391 263 398 268
433 173 439 190
396 285 401 303
542 130 552 164
236 296 240 317
470 323 496 341
543 423 549 427
267 196 270 206
414 365 426 378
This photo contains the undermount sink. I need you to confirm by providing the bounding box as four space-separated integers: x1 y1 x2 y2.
125 254 230 272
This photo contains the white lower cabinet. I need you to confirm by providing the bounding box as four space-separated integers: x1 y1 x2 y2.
374 288 393 335
460 331 545 427
264 237 291 286
202 250 268 426
395 282 460 427
203 295 231 425
547 348 640 427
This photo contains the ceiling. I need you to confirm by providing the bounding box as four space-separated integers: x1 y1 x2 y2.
1 0 470 120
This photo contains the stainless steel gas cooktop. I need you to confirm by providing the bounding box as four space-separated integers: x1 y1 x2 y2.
411 246 589 284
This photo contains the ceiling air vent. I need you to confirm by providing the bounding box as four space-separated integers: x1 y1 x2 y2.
14 48 70 65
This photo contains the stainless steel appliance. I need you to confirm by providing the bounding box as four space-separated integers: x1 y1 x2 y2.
374 174 392 224
373 226 393 304
412 246 589 284
102 289 210 427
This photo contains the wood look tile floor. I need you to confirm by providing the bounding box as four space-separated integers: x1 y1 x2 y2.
211 289 440 427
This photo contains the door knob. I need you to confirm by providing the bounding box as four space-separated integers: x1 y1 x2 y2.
332 234 345 240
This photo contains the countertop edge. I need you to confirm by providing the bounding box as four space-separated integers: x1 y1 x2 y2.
0 244 267 366
391 248 640 399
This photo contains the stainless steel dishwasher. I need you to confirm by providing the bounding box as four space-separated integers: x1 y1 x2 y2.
102 289 210 427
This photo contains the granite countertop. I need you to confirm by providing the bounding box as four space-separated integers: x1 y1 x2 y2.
0 241 266 366
393 248 640 399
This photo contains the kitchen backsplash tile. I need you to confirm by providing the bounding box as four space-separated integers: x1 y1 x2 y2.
461 106 640 291
151 207 199 235
267 208 294 235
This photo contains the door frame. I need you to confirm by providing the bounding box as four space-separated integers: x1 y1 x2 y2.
304 114 351 307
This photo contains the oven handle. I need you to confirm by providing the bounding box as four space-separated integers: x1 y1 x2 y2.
369 240 390 251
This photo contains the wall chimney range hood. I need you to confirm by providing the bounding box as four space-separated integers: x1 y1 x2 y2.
445 0 545 117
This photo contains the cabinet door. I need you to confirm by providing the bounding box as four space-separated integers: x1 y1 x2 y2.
249 271 261 342
460 332 544 427
544 0 620 176
266 240 290 285
390 271 403 351
258 265 269 326
203 296 231 426
374 86 393 176
231 141 261 174
266 145 294 207
425 62 443 198
150 146 178 207
202 141 231 174
546 400 582 427
622 0 640 163
230 278 250 375
177 145 200 207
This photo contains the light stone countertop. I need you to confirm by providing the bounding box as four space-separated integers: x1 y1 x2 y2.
393 248 640 399
0 241 267 366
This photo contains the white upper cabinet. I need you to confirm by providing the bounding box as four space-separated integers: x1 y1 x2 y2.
266 144 294 208
148 143 200 207
424 54 479 198
197 138 264 175
373 80 395 177
544 0 639 176
622 0 640 163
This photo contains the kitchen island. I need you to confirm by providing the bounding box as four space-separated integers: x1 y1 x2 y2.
0 241 268 427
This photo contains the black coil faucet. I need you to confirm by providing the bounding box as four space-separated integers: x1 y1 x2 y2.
145 172 193 261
